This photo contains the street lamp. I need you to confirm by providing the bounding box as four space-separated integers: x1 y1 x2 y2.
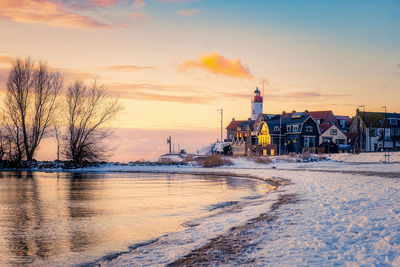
217 108 223 142
357 105 365 153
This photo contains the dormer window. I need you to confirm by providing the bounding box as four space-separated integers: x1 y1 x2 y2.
274 126 280 132
305 126 313 132
286 125 291 132
292 125 299 131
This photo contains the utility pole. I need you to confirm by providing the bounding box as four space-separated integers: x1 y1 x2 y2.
357 105 365 153
167 136 171 154
217 108 223 142
279 112 282 155
383 105 387 149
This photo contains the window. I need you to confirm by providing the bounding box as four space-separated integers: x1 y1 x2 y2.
330 129 337 135
336 139 345 145
292 125 299 132
389 118 398 126
286 125 291 132
322 137 332 143
274 126 280 132
305 126 313 132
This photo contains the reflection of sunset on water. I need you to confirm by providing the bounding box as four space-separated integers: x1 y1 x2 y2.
0 172 270 266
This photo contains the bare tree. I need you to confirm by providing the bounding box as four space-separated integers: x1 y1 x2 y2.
62 81 122 164
3 58 63 161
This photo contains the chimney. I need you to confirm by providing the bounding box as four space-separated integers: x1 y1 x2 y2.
232 118 235 121
305 110 308 113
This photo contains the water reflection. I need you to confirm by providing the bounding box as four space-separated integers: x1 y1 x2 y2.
0 172 270 266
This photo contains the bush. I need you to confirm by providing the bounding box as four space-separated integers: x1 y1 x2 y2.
254 156 271 164
198 154 233 168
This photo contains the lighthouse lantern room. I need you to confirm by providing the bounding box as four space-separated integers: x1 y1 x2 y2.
251 87 263 120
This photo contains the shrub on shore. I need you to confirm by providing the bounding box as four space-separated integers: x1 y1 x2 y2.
197 154 233 168
254 156 272 164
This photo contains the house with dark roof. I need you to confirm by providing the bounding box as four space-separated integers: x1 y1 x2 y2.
255 112 320 154
335 115 352 132
283 110 337 126
349 110 400 152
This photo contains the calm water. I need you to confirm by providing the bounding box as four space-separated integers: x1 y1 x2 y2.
0 171 271 266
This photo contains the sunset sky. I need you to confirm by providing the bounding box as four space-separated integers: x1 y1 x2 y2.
1 0 400 161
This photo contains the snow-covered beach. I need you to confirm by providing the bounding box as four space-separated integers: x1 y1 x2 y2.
75 152 400 266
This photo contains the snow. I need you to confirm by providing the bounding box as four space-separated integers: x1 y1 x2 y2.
196 142 230 155
328 151 400 163
29 153 400 266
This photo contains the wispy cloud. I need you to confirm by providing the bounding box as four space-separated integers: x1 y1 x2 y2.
107 82 213 104
180 52 252 79
131 12 147 19
220 90 349 102
51 67 98 81
0 55 14 65
132 0 146 8
90 0 119 7
0 0 109 29
176 9 199 16
158 0 197 3
99 65 155 71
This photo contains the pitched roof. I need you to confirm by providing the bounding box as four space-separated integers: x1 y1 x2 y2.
281 110 334 120
237 120 255 130
319 124 334 133
226 120 245 130
359 112 385 128
306 111 334 120
335 115 352 122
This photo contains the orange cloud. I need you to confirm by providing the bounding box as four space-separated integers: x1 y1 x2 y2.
181 52 252 79
176 9 199 16
0 0 109 29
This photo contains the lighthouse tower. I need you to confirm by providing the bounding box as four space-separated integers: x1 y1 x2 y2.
251 87 263 120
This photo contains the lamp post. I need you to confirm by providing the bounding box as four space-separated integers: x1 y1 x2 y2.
357 105 365 153
278 112 282 155
217 108 223 142
382 106 387 149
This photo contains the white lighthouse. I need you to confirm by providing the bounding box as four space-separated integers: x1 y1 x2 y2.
251 87 263 120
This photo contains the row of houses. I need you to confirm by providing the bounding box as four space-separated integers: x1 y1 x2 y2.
225 88 400 156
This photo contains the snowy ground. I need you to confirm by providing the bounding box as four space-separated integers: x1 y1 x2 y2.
82 153 400 266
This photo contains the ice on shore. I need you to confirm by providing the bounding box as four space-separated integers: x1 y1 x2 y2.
95 155 400 266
